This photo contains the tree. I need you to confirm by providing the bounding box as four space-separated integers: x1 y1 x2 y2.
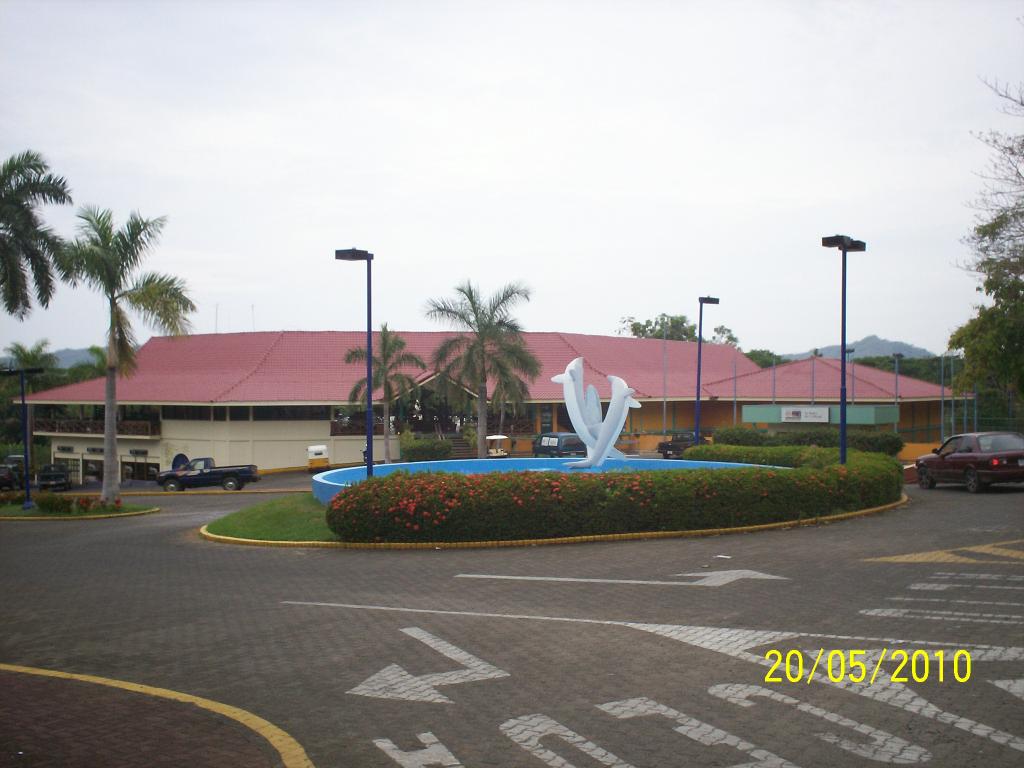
0 151 72 317
4 339 58 372
426 281 540 458
64 207 195 502
345 324 426 463
744 349 786 368
949 79 1024 398
711 325 739 346
66 345 108 383
618 314 696 341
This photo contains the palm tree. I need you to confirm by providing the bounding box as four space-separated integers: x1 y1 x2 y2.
426 281 540 458
345 324 426 463
4 339 59 372
64 207 195 502
66 345 107 383
0 151 72 317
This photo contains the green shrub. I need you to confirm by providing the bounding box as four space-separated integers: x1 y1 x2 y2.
713 427 903 456
400 439 453 462
325 447 903 543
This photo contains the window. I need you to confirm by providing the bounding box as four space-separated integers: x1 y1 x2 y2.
229 406 250 421
161 406 212 420
252 405 331 421
213 406 227 421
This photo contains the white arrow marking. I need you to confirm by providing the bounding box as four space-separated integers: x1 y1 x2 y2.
347 627 509 704
455 570 788 588
670 569 791 587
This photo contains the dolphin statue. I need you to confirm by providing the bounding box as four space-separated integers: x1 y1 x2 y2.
564 375 640 468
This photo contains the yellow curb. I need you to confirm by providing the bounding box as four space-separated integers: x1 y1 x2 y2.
0 507 160 521
0 663 314 768
198 494 909 550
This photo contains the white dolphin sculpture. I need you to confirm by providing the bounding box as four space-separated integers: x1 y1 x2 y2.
551 357 640 468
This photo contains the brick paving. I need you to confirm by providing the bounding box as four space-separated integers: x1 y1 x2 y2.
0 482 1021 766
0 671 281 768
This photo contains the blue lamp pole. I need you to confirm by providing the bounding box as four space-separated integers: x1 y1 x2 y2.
335 248 375 477
693 295 719 444
1 367 43 509
822 235 866 465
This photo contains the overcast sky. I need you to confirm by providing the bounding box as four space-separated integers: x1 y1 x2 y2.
2 0 1020 358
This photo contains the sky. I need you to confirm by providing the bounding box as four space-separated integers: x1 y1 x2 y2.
1 0 1021 358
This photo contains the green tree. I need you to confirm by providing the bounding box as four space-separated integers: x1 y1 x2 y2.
949 79 1024 398
0 151 73 317
426 281 540 458
618 313 696 341
744 349 786 368
66 345 108 383
711 324 739 346
345 324 426 464
64 207 195 502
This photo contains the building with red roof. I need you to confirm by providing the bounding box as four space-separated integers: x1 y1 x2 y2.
26 331 949 479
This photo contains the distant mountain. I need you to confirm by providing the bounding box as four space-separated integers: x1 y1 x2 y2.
782 335 935 361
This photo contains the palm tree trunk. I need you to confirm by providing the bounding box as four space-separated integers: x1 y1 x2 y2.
476 383 488 458
498 401 506 439
101 319 120 503
382 399 391 463
102 363 119 503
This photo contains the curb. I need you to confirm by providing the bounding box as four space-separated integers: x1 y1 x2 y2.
0 663 314 768
0 507 161 521
198 493 910 550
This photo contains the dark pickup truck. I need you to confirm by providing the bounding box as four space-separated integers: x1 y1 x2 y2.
157 457 260 492
656 431 709 459
38 464 71 492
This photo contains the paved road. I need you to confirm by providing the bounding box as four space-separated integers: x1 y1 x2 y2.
1 484 1022 767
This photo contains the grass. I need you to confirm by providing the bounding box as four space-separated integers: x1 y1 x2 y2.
0 502 151 517
205 493 336 541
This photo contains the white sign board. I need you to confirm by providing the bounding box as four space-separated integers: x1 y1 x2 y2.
781 406 829 423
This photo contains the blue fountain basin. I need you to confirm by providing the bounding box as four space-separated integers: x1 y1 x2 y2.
312 457 761 505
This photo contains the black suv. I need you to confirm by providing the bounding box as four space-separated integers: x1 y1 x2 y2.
532 432 586 458
0 465 21 491
38 464 71 492
656 431 709 459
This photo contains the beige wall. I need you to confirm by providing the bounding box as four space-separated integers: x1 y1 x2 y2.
46 420 399 473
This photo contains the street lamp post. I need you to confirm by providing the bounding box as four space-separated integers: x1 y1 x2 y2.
335 248 375 477
694 295 719 444
822 234 866 465
892 353 904 433
845 347 856 404
1 367 44 509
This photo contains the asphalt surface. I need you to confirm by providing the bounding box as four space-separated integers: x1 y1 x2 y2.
1 481 1022 767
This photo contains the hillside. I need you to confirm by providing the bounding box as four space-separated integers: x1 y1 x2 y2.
782 335 934 361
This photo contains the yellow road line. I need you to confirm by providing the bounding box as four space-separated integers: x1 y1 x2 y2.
866 538 1024 564
0 663 315 768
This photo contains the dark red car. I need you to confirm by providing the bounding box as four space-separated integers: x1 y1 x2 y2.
916 432 1024 493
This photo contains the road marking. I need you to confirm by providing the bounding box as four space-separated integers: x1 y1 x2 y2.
887 596 1024 608
455 569 788 588
865 538 1024 564
860 608 1024 626
500 713 636 768
285 601 1024 753
908 583 1024 592
932 572 1024 581
347 627 509 704
374 732 465 767
707 684 930 764
598 697 801 767
991 679 1024 702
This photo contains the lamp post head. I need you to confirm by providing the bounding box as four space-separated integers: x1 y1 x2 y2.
892 352 904 360
1 367 45 376
821 235 866 252
335 248 374 261
698 296 720 305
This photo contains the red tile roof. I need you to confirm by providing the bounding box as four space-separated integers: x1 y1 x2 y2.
26 331 941 404
701 356 944 401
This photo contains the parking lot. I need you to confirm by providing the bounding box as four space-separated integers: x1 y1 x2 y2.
1 483 1022 767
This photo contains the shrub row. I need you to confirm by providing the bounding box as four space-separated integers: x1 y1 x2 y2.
325 447 903 543
712 427 904 456
400 439 454 462
0 491 122 515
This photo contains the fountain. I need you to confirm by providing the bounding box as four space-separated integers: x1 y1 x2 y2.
313 357 758 504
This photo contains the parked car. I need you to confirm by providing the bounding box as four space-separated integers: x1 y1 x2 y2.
656 431 709 459
533 432 586 458
916 432 1024 493
157 456 260 492
38 464 71 492
0 465 19 491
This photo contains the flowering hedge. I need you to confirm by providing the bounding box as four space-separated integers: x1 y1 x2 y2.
0 491 123 515
325 447 903 543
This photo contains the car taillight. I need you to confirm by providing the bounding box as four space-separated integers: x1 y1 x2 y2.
990 458 1006 466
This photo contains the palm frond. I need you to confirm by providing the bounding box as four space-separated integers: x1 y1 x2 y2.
121 271 195 336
